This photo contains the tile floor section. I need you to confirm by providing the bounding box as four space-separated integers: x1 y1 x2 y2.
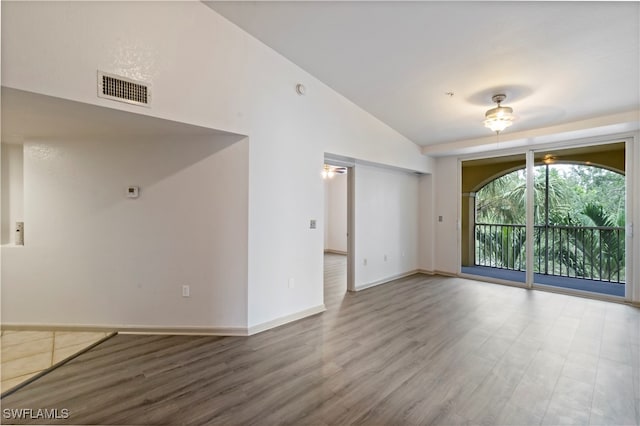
1 330 112 394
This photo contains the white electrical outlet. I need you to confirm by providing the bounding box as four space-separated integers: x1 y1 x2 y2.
127 186 140 198
182 285 190 297
384 254 388 262
363 258 367 266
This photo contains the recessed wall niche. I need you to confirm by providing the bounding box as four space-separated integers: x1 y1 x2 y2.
1 142 25 245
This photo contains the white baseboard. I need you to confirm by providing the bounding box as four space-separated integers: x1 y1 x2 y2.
434 269 458 277
247 304 326 335
324 249 347 255
117 325 247 336
355 270 421 291
1 306 327 337
0 322 247 336
1 323 120 333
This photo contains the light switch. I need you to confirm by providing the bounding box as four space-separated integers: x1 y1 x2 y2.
310 219 317 229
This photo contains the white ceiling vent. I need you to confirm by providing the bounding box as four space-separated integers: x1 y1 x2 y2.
97 71 151 107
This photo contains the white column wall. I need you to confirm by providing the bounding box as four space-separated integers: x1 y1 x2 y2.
418 174 435 272
353 164 419 289
433 157 460 275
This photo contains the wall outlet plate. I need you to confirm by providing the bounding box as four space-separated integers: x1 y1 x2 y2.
127 186 139 198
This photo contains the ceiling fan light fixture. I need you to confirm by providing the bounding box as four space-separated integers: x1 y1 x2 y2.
484 94 515 134
322 164 348 179
322 164 335 179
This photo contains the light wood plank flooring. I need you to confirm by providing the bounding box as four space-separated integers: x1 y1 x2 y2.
1 254 639 425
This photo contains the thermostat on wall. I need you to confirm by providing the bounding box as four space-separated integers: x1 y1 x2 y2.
127 186 139 198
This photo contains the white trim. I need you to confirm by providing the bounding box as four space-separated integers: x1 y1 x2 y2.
459 273 528 289
525 149 535 289
117 326 246 336
433 269 457 277
347 164 356 292
354 270 421 291
2 306 329 337
627 133 639 303
457 158 462 275
1 322 248 336
324 249 347 255
247 304 326 336
0 323 118 332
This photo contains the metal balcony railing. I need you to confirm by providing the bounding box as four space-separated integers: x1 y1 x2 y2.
474 223 625 284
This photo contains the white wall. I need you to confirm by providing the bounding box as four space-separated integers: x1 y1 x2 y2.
354 164 419 289
433 156 460 275
1 143 24 245
324 173 347 253
418 174 435 272
2 1 433 330
1 136 248 328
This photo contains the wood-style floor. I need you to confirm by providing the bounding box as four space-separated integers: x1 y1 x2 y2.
2 254 639 425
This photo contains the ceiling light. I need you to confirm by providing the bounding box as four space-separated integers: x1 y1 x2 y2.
484 94 514 134
322 164 335 179
322 164 348 179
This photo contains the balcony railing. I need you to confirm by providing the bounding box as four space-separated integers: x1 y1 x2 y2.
474 223 625 284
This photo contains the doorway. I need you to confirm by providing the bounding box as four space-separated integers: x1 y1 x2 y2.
323 162 353 306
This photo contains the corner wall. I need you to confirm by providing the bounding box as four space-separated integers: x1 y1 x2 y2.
1 136 249 329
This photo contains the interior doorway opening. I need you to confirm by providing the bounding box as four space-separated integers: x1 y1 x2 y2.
323 162 353 305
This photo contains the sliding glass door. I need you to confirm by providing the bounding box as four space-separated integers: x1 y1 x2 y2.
462 141 628 299
531 143 626 297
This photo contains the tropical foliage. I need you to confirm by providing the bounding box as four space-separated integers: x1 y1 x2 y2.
475 164 625 283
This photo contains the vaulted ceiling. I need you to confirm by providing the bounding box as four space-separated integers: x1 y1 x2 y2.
206 1 640 151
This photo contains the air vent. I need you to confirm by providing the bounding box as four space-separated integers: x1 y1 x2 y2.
97 71 151 107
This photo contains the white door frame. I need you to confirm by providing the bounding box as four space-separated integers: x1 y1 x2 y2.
324 155 356 292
